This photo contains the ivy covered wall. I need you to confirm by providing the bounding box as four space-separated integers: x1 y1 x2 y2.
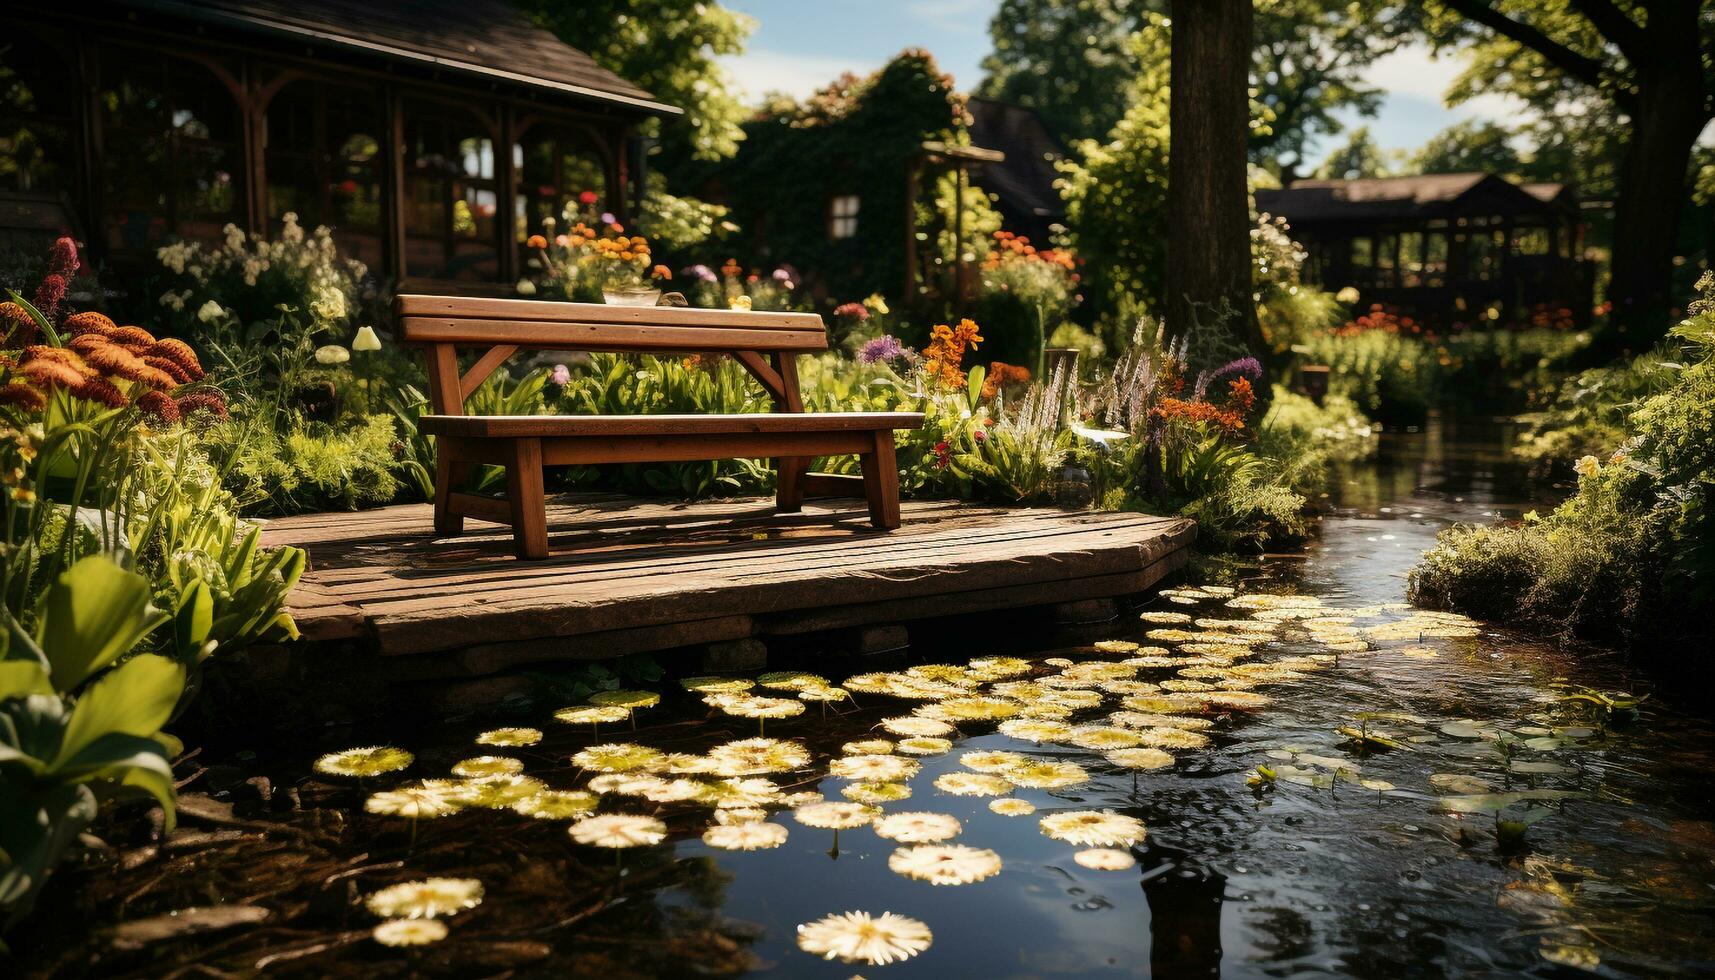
663 50 974 307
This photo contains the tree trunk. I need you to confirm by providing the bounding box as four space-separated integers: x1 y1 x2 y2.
1602 68 1709 354
1166 0 1267 371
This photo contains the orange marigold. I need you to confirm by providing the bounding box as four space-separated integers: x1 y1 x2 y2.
527 234 548 249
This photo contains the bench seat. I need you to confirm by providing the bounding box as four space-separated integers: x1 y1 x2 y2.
399 294 922 559
418 412 924 438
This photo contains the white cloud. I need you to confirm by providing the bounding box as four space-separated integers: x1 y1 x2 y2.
907 0 993 34
720 49 877 104
1360 43 1524 122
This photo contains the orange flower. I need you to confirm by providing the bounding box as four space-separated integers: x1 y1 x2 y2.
980 361 1031 400
527 234 548 249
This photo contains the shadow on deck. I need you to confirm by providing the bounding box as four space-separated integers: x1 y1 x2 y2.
236 494 1194 723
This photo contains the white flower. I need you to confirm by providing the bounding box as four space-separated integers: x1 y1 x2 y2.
352 325 383 351
796 910 932 965
1039 810 1147 847
887 844 1003 885
872 811 961 843
194 300 225 323
702 821 788 850
365 878 483 919
1074 848 1137 871
314 345 351 365
516 279 538 296
372 918 447 946
568 813 667 848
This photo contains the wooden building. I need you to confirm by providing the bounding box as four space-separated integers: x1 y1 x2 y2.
0 0 675 292
1255 173 1595 328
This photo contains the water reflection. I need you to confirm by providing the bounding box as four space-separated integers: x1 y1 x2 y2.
24 415 1715 979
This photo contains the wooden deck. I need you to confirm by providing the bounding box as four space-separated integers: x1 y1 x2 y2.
260 494 1195 680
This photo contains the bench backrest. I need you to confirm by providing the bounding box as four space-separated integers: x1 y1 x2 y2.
395 294 826 416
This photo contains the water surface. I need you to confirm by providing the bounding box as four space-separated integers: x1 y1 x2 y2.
23 415 1715 979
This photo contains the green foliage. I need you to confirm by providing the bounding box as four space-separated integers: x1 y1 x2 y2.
1315 125 1397 180
1 557 184 932
1411 119 1525 177
551 354 773 497
208 414 404 515
1410 273 1715 647
1436 328 1590 410
977 0 1139 146
636 173 735 253
670 51 969 304
1261 389 1377 463
1058 20 1171 326
978 0 1406 172
518 0 753 163
1302 330 1439 425
1512 345 1679 474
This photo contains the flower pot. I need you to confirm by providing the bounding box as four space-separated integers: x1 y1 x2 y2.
602 286 662 307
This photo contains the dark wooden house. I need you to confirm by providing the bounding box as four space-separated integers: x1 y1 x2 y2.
1255 173 1594 328
965 97 1066 247
0 0 675 292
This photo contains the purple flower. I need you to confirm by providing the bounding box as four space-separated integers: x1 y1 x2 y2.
857 335 906 364
550 363 572 386
684 264 718 283
771 268 792 282
600 212 617 226
1194 357 1264 399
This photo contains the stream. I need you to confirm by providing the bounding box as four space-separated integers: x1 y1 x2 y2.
18 414 1715 979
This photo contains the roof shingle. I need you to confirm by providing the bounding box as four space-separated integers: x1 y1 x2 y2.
120 0 676 115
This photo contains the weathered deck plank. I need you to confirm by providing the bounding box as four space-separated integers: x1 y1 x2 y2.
260 494 1196 664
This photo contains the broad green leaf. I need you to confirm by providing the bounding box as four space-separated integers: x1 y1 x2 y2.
0 662 51 700
173 580 213 659
52 655 184 769
35 558 162 691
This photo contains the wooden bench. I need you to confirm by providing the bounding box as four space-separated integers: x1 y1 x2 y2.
397 295 925 559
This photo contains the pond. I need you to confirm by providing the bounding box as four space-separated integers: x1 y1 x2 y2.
20 414 1715 978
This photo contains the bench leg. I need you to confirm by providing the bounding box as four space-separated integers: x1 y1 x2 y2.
858 431 902 530
504 438 549 559
433 452 467 536
776 456 808 513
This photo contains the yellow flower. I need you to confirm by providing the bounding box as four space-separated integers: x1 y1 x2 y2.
1574 454 1601 479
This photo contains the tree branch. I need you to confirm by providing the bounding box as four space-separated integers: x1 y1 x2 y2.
1435 0 1609 89
1567 0 1647 59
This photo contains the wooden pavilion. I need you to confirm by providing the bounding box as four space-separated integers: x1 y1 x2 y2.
1256 173 1595 328
0 0 676 293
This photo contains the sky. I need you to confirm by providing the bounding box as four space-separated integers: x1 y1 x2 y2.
719 0 1520 164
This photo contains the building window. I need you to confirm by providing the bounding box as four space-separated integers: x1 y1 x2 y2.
515 123 608 259
98 45 244 253
401 101 499 281
828 194 859 239
0 30 76 195
264 80 384 270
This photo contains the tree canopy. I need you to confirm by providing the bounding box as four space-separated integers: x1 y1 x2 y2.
1410 120 1523 176
979 0 1408 173
517 0 754 162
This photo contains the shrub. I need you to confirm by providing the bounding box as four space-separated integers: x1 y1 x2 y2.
1260 389 1377 463
209 414 404 515
1302 328 1438 425
1437 328 1590 410
973 231 1080 371
1409 273 1715 648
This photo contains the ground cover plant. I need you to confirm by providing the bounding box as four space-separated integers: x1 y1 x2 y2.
1409 273 1715 650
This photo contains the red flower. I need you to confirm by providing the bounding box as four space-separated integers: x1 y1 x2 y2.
578 190 599 205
